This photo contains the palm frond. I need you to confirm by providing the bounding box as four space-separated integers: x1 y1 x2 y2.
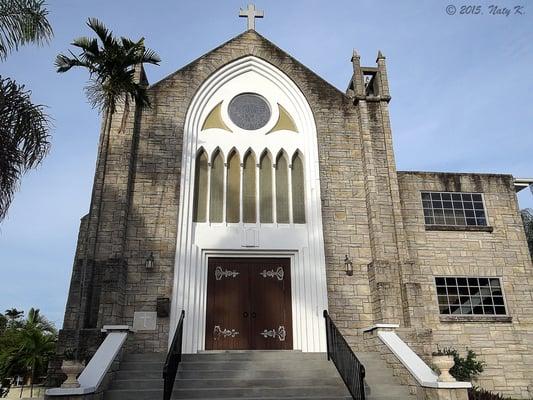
0 0 53 60
54 51 92 73
87 17 115 48
140 48 161 65
0 76 50 221
57 18 160 113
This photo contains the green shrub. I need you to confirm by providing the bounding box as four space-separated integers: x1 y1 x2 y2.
434 346 484 381
468 386 512 400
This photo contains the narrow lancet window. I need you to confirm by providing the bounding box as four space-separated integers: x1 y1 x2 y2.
291 153 306 223
193 150 208 222
259 152 273 223
243 151 256 223
226 150 240 223
276 153 289 223
209 150 224 222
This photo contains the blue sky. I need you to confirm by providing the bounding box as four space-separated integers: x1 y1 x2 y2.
0 0 531 328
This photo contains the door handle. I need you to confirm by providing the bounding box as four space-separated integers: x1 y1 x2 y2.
243 312 249 318
251 312 257 318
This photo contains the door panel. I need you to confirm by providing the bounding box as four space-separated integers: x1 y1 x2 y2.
251 258 293 350
205 257 292 350
205 259 251 350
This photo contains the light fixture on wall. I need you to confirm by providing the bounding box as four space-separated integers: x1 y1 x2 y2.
145 252 155 270
344 255 353 276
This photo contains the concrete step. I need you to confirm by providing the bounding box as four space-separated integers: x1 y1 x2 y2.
115 366 341 380
106 390 351 400
111 377 346 390
178 359 334 371
171 386 351 399
106 350 415 400
187 351 325 362
176 367 341 379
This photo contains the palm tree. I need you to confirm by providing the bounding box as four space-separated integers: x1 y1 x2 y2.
0 77 50 221
521 208 533 258
15 325 56 397
55 17 160 115
54 18 159 330
4 309 23 322
0 0 53 60
26 308 55 334
0 0 52 222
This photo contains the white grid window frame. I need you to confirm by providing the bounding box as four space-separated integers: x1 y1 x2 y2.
435 276 508 316
421 191 488 227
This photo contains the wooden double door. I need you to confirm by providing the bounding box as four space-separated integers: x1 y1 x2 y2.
205 257 293 350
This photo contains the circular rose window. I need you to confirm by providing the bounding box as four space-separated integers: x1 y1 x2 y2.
228 93 271 130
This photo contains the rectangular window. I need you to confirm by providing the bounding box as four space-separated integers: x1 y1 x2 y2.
435 277 507 316
422 192 487 226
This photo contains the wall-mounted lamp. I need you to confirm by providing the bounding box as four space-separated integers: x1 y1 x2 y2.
145 252 155 270
344 255 353 276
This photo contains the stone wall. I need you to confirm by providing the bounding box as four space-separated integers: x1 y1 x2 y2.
58 30 382 353
398 171 533 398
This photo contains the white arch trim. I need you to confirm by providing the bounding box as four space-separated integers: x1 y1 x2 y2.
170 56 328 353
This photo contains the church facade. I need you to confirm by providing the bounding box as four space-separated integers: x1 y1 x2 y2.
55 27 533 398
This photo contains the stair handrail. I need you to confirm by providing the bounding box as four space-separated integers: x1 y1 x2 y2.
163 310 185 400
323 310 366 400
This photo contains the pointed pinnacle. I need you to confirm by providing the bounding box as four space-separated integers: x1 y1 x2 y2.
377 50 386 60
351 49 360 62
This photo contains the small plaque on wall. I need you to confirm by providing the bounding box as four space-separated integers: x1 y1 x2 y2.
133 311 157 331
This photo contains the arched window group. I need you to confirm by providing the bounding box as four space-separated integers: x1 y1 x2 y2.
193 148 306 224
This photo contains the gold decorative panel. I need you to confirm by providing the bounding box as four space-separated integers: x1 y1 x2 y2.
268 104 298 134
202 102 232 132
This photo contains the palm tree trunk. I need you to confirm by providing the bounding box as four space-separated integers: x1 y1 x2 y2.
29 363 34 398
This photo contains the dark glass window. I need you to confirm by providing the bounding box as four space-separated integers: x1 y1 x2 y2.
422 192 487 226
435 277 507 316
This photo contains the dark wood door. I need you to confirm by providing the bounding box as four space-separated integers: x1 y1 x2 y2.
205 257 292 350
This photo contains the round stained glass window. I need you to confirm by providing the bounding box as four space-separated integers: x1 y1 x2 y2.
228 93 271 130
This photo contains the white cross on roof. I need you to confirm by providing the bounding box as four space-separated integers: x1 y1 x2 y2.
239 4 264 30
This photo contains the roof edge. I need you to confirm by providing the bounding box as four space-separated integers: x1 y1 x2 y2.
148 30 349 99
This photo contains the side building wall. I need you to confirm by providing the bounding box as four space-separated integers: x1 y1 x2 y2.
398 171 533 399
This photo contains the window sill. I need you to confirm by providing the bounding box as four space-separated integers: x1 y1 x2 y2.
425 225 493 233
440 315 512 323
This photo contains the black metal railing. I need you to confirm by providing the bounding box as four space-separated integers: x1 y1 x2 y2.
323 310 366 400
163 310 185 400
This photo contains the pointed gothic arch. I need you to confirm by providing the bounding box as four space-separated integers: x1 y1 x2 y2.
291 151 306 223
174 56 327 353
226 149 241 223
193 148 208 222
209 149 224 222
259 150 273 223
275 151 289 223
243 149 257 223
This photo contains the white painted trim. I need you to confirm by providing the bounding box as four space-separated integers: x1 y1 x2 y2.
46 330 130 396
171 56 328 354
377 331 472 389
